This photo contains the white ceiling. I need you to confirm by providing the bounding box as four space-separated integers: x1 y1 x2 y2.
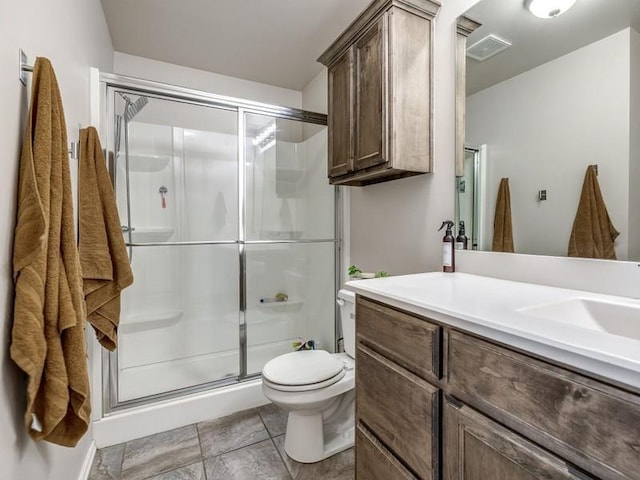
465 0 640 95
100 0 372 91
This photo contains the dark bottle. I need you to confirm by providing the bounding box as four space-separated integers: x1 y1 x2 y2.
455 221 469 250
438 220 455 273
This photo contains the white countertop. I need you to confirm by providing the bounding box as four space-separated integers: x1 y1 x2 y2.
346 272 640 390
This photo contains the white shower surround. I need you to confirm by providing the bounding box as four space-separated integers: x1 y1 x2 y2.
116 121 334 402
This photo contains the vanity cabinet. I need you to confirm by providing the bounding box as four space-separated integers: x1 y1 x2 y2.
318 0 440 186
355 295 640 480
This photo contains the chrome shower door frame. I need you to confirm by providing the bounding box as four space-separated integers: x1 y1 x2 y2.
100 73 340 415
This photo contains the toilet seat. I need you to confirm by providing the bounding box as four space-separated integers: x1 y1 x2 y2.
262 350 346 392
263 370 345 392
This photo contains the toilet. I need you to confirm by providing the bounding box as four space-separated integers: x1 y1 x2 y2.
261 289 356 463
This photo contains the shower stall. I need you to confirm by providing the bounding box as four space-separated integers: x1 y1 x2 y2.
99 74 339 414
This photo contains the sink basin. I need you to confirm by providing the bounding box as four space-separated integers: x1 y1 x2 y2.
519 298 640 341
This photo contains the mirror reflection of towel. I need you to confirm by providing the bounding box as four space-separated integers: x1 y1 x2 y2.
492 178 514 253
568 165 619 259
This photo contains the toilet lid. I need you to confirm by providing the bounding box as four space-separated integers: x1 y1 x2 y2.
262 350 345 386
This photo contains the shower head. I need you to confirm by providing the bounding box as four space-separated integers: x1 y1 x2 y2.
114 94 148 158
123 95 149 123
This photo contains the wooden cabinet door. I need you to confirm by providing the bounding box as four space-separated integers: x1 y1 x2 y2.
443 397 594 480
354 18 386 171
327 49 354 177
446 330 640 479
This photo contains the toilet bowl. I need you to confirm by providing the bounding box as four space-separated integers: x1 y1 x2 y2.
261 289 356 463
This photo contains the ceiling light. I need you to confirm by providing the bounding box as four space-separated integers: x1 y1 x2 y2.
525 0 576 18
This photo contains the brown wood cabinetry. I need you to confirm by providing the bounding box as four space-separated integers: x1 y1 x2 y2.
355 295 640 480
327 50 353 177
353 19 385 172
318 0 440 186
443 398 592 480
355 297 442 480
357 344 439 480
446 330 640 480
357 297 440 381
356 424 416 480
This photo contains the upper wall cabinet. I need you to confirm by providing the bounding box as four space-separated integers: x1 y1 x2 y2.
319 0 441 186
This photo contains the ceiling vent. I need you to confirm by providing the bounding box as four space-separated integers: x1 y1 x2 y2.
466 34 512 61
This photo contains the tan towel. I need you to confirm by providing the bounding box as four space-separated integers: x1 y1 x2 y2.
492 178 515 253
79 127 133 351
568 165 619 259
11 57 90 447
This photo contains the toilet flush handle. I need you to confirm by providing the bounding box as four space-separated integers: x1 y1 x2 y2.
336 299 345 307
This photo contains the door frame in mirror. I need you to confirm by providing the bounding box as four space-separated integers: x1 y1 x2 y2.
455 16 481 178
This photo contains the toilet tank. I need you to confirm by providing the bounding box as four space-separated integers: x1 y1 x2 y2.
337 289 356 358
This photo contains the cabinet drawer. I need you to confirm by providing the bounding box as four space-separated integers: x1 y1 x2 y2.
357 422 416 480
446 331 640 480
357 296 441 381
357 343 439 480
443 397 594 480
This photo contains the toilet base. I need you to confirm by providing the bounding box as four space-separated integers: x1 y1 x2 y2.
282 390 355 463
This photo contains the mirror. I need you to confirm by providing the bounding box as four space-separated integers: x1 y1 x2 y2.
456 0 640 261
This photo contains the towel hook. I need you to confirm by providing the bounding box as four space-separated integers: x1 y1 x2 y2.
19 49 79 160
69 142 78 160
590 164 598 176
19 49 32 86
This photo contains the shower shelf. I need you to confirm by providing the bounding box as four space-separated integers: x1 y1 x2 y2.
276 168 304 183
128 153 172 172
120 310 183 333
128 227 175 243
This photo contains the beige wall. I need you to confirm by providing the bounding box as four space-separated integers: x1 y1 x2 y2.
0 0 113 479
302 69 328 114
114 52 303 109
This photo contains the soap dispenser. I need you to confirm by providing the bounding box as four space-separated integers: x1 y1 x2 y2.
438 220 455 273
456 221 469 250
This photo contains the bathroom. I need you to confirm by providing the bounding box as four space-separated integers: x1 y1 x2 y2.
0 0 640 480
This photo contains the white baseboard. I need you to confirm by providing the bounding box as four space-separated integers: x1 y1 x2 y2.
78 440 97 480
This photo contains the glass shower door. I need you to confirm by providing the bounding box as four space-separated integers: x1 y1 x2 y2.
243 113 335 376
111 90 241 403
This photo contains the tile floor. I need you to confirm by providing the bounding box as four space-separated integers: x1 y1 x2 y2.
89 404 354 480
